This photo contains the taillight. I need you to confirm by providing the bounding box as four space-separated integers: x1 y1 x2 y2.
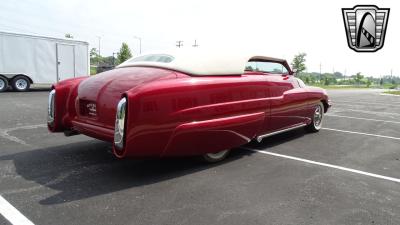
47 89 56 126
114 97 126 150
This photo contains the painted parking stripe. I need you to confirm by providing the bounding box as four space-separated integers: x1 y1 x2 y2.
334 101 400 107
0 195 34 225
242 147 400 184
334 103 400 111
322 127 400 140
340 109 400 116
325 114 400 124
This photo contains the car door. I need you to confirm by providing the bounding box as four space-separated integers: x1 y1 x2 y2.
247 60 306 133
279 78 311 126
267 73 301 131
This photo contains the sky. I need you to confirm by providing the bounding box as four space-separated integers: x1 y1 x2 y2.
0 0 399 77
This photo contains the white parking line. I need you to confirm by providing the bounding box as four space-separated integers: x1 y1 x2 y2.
334 100 400 107
242 147 400 184
0 124 46 146
322 128 400 140
325 114 400 124
0 195 34 225
340 109 400 116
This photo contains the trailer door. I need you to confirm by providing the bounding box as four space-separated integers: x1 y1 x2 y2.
57 44 75 81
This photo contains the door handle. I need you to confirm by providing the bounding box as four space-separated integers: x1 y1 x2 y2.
281 75 289 80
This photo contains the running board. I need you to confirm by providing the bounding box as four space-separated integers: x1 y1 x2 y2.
256 123 307 142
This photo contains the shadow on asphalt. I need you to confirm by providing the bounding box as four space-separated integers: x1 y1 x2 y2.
0 127 306 205
2 86 51 92
0 140 254 205
8 88 51 92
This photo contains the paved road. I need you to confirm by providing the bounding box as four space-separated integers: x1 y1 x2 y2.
0 89 399 225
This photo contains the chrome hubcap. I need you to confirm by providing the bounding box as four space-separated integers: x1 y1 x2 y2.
15 79 27 90
206 150 229 160
314 105 323 128
0 79 4 90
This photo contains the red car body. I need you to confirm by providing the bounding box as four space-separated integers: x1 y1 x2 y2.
48 53 330 159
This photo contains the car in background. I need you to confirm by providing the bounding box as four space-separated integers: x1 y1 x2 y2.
47 49 330 162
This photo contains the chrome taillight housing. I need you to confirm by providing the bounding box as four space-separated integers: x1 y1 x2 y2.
47 89 56 126
114 97 127 150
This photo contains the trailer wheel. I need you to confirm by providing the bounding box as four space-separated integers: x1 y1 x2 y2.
11 76 30 92
0 76 8 92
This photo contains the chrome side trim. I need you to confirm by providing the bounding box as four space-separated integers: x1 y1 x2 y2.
214 130 251 142
256 123 307 142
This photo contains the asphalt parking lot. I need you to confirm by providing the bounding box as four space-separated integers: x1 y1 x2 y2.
1 89 400 225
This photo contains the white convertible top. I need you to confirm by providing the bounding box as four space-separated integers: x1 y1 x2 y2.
117 48 288 76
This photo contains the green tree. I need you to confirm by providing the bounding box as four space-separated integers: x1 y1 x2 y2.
291 53 307 75
354 72 364 86
65 33 74 39
90 48 102 66
324 77 330 85
117 42 132 65
90 48 99 58
366 78 372 87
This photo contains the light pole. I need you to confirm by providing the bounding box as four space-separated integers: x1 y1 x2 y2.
96 36 101 57
133 36 142 54
319 63 322 84
112 52 117 67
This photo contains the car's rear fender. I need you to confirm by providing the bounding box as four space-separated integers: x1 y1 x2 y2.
48 77 87 132
119 74 270 158
162 112 265 156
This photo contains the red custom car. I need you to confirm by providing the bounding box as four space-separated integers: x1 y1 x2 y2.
48 50 331 162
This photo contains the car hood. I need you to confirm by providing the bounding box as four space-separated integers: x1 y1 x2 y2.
76 67 175 128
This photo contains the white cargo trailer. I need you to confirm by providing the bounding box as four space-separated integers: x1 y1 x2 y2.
0 31 89 92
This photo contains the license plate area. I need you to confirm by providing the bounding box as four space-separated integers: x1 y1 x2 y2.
79 100 97 118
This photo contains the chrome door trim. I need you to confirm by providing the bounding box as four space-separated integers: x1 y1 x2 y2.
256 123 307 142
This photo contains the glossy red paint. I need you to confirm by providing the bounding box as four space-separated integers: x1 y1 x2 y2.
49 64 330 158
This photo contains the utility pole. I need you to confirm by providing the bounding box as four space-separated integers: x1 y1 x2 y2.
192 40 199 47
176 40 183 48
133 36 142 54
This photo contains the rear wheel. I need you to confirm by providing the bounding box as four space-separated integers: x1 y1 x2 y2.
305 102 324 132
11 76 30 92
202 149 230 163
0 76 8 92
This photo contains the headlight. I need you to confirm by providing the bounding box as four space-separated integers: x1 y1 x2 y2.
47 89 56 126
114 97 127 150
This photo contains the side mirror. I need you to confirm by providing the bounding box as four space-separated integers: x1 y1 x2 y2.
290 69 297 76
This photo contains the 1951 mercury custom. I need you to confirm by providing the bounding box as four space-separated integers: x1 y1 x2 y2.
48 49 331 162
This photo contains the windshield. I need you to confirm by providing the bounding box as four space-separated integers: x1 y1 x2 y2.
128 54 174 63
245 61 288 74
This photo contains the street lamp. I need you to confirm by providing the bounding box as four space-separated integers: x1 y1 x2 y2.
133 36 142 54
96 36 101 56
